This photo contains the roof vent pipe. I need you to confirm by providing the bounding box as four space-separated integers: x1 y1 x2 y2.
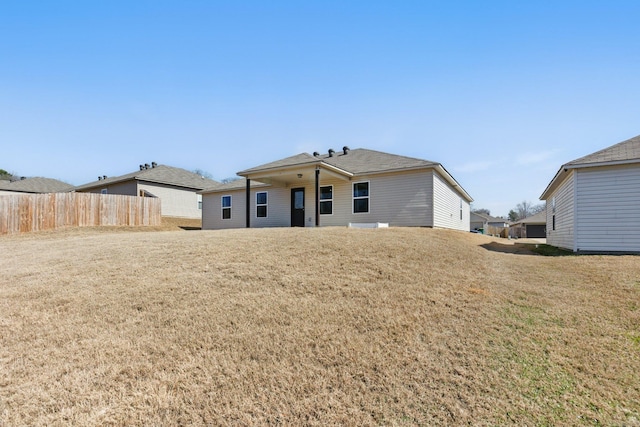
140 165 144 170
145 163 150 169
103 175 107 180
343 146 350 155
98 176 102 180
328 149 335 157
313 151 320 157
151 162 157 168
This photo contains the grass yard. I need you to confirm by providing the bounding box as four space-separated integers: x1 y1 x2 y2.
0 224 639 426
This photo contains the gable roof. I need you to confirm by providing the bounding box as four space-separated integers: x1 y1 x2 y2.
75 164 221 191
0 177 74 193
239 148 439 176
238 148 473 202
511 210 546 226
541 134 640 200
239 153 320 174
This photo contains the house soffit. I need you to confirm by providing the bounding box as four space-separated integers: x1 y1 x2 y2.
241 163 351 187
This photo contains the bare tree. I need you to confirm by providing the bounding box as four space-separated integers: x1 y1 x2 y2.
193 169 214 179
511 200 545 221
221 177 242 184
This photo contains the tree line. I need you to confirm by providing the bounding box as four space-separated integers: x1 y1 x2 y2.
473 200 545 222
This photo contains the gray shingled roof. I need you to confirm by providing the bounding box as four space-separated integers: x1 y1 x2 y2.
322 148 438 174
238 153 321 174
541 134 640 200
75 164 221 191
0 177 74 193
568 134 640 166
239 148 438 175
200 178 270 194
512 210 546 225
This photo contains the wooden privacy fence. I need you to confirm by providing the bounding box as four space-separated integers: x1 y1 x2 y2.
0 193 162 235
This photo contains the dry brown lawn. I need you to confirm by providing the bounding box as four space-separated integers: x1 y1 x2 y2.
1 223 639 426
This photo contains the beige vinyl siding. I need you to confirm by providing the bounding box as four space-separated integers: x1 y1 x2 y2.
575 165 640 252
546 170 575 251
318 170 433 227
251 187 291 227
433 171 470 231
202 186 289 229
204 169 468 229
0 190 27 195
315 177 353 227
138 183 202 219
202 190 246 229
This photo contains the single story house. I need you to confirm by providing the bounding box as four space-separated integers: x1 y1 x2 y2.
201 147 473 230
0 177 74 195
470 212 510 236
508 210 546 239
76 163 220 219
540 134 640 253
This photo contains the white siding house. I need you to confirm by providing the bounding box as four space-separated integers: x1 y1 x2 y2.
540 135 640 253
76 163 220 219
201 148 472 231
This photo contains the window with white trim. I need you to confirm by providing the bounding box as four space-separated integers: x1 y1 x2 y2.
101 188 108 194
256 192 267 218
222 195 231 219
319 185 333 215
353 181 369 213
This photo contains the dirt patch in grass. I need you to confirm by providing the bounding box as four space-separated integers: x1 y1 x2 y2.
1 227 638 425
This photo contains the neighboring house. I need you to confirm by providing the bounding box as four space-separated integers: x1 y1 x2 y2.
0 177 74 195
470 212 510 236
540 135 640 253
201 147 473 230
76 163 220 219
509 210 546 239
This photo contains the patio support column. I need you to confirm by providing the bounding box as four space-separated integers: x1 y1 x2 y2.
246 178 251 228
315 167 320 227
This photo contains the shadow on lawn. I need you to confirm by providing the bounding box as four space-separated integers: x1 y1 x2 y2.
480 242 537 255
481 242 576 256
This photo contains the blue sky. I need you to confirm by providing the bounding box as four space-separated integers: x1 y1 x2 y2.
2 1 639 216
